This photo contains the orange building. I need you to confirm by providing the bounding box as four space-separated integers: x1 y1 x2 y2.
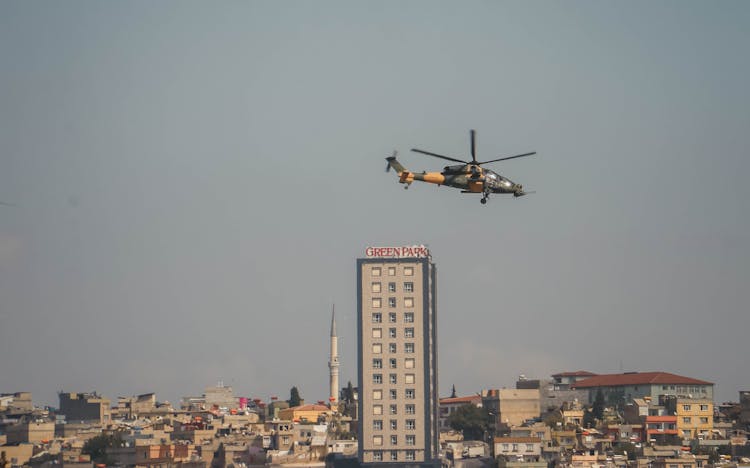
277 404 330 423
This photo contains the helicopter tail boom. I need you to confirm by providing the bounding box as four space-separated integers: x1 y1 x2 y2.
385 155 406 174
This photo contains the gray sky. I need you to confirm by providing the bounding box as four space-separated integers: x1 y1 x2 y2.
1 1 748 407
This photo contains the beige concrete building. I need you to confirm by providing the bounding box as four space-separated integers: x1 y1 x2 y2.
5 420 55 444
0 392 33 414
116 393 157 418
494 437 543 460
58 392 111 424
357 246 438 467
484 388 541 429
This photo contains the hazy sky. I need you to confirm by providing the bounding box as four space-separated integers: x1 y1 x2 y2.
1 1 749 407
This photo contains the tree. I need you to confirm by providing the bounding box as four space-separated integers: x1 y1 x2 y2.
583 408 596 428
544 411 563 429
288 386 302 407
82 433 123 465
447 403 489 441
592 389 605 421
339 381 357 419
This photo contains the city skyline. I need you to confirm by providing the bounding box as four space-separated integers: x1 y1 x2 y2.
1 1 749 408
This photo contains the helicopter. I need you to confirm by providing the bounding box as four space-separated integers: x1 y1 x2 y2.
385 130 535 204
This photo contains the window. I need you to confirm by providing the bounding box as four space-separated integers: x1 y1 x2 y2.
406 450 415 461
371 282 381 293
388 282 396 293
373 420 382 430
372 267 381 277
390 374 397 384
683 417 691 424
390 419 397 430
388 297 397 308
389 358 397 369
700 417 708 424
405 327 414 338
406 389 415 399
502 444 509 451
373 405 382 415
389 328 396 338
512 444 519 452
406 419 415 430
390 451 398 461
388 266 396 276
700 405 709 411
404 297 414 308
373 435 383 446
372 328 382 338
404 312 414 323
373 390 382 400
683 404 692 411
372 343 382 354
373 450 383 461
390 404 397 414
373 358 382 369
405 343 414 353
390 389 397 400
405 358 415 369
404 282 414 292
406 435 415 446
405 373 415 384
372 298 381 308
372 313 382 323
404 266 414 276
526 444 534 452
373 374 382 384
390 435 397 445
389 343 397 353
405 404 415 414
389 312 397 323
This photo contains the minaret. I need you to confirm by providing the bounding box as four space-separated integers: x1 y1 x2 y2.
328 305 340 407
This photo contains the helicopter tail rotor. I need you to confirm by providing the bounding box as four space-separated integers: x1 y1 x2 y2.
386 151 409 175
385 151 397 172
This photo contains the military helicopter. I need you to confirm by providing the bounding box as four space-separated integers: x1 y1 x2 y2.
386 130 535 204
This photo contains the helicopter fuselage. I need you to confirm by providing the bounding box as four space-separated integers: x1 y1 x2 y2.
402 165 523 195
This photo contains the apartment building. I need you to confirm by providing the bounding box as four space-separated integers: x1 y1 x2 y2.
571 372 714 404
675 399 713 439
58 392 111 424
357 245 439 467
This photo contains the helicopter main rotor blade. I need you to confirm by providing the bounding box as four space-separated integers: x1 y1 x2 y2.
410 148 468 164
470 129 476 164
478 151 536 164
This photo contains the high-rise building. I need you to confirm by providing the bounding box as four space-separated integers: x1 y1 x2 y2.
357 245 439 467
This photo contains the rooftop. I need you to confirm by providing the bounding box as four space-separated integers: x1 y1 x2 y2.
552 371 598 378
440 395 482 405
571 372 712 388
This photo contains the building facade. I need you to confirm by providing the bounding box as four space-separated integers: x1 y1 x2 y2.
58 392 111 424
571 372 714 404
675 399 713 439
357 245 439 467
